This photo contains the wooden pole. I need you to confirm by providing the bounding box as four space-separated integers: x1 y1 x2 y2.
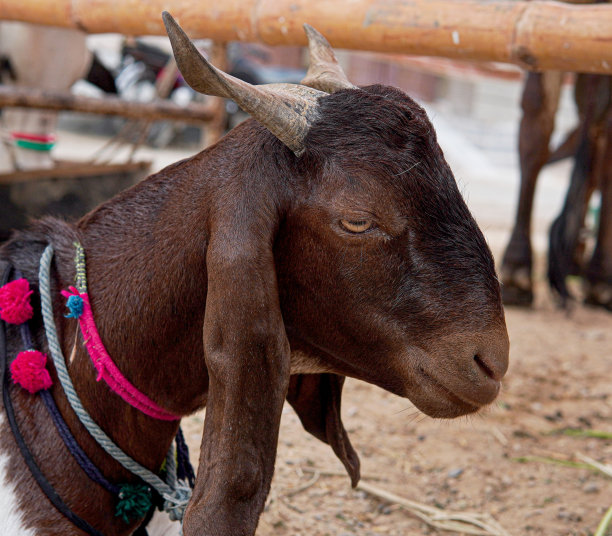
203 42 229 147
0 86 216 123
0 161 151 185
0 0 610 73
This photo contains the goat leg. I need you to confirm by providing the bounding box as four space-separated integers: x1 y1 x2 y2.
183 237 291 536
584 104 612 310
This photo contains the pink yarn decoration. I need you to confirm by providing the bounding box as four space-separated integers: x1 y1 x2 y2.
0 278 34 324
10 350 52 393
61 287 180 421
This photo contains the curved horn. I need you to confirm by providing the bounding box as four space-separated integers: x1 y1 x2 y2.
301 24 355 93
163 12 323 156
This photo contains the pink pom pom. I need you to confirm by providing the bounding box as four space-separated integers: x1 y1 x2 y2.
0 278 34 324
10 350 52 393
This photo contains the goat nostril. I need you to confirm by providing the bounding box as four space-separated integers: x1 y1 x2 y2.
473 354 496 381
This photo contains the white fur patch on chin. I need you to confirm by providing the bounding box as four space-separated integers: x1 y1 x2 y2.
0 414 37 536
143 510 182 536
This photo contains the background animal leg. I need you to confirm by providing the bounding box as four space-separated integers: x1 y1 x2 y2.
584 109 612 311
548 74 608 305
501 71 562 306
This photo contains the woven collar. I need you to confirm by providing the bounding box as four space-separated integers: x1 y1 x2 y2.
0 262 106 536
39 244 193 522
1 257 194 533
61 242 180 421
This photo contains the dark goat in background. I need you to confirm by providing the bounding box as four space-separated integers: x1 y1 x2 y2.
0 14 509 536
501 71 612 310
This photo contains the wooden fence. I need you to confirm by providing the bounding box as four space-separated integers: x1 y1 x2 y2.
0 0 610 72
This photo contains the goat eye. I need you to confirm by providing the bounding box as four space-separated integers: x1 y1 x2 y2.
340 219 373 233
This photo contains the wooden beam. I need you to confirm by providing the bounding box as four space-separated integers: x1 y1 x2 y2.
0 160 151 184
0 86 215 123
0 0 610 73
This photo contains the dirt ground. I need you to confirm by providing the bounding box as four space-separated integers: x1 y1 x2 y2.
181 257 611 536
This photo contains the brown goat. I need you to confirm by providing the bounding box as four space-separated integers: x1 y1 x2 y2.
0 15 509 536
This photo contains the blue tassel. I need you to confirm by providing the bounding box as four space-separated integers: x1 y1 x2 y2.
65 295 84 318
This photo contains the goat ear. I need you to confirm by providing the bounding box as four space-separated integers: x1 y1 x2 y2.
301 24 356 93
287 373 360 487
183 215 291 536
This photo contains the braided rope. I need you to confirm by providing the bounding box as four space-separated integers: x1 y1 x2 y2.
40 389 120 495
73 242 87 293
161 445 191 522
38 245 191 520
165 444 177 490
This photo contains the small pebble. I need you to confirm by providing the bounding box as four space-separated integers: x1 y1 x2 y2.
583 482 600 494
544 410 563 422
379 505 392 515
447 468 464 478
557 509 582 522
